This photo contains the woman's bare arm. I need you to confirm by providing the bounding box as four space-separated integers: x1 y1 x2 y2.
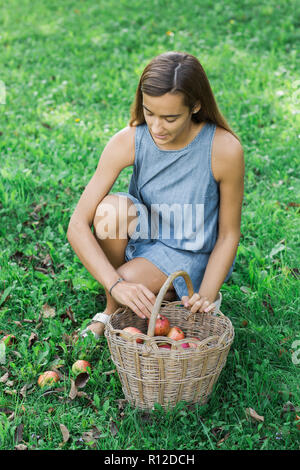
182 132 245 313
67 126 135 292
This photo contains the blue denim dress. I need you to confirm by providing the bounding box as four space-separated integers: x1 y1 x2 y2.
115 122 236 300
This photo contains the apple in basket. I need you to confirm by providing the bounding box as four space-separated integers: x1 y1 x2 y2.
158 343 171 350
188 336 201 348
167 326 185 341
120 326 144 343
147 314 170 336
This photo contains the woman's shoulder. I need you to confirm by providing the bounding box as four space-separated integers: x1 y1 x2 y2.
107 125 137 167
211 126 244 183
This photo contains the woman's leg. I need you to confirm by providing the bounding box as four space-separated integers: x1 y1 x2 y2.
85 194 176 336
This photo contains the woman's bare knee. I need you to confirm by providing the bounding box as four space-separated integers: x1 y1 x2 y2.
93 195 137 240
116 257 175 296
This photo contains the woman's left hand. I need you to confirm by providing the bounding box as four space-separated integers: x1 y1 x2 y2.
181 293 216 314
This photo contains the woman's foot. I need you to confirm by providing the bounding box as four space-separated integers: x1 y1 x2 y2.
80 311 112 339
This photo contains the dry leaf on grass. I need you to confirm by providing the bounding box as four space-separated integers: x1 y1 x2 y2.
59 423 70 445
28 332 38 348
60 306 76 324
0 372 9 383
69 379 78 400
69 373 90 400
245 407 264 422
15 444 28 450
217 432 230 447
109 418 119 437
14 423 24 444
41 303 56 318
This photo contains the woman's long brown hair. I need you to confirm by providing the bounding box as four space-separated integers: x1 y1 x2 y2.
129 51 240 143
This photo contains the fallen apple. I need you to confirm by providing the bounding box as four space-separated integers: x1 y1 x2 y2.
148 315 170 336
72 360 91 375
0 334 17 346
167 326 185 341
37 371 60 388
120 326 144 343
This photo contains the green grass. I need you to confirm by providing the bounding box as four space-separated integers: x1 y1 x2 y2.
0 0 299 451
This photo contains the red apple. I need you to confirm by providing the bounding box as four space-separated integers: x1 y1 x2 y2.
148 315 170 336
167 326 185 341
120 327 144 343
37 371 60 388
72 360 91 375
180 342 190 349
1 334 17 346
188 336 201 348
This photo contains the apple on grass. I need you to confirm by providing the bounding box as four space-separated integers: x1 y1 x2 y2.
120 327 144 343
37 371 60 388
72 360 91 375
1 334 17 346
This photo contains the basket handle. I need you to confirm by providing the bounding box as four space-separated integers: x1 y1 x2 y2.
146 270 194 337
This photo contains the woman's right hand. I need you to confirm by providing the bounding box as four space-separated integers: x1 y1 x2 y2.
110 281 156 320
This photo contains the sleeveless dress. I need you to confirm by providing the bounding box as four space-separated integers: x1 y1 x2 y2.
114 121 236 301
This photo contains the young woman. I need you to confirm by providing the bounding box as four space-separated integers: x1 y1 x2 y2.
67 51 244 338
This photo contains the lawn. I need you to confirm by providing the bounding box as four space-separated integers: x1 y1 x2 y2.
0 0 299 451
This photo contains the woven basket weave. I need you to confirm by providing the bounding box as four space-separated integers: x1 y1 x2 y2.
105 270 234 410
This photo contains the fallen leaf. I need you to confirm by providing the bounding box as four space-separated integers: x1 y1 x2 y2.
290 268 300 279
59 423 70 444
14 423 24 444
82 431 96 445
68 379 78 400
81 425 104 447
280 401 295 417
60 306 76 324
245 407 264 423
262 300 274 315
41 303 56 318
41 122 52 129
109 418 119 437
28 332 38 348
0 407 15 420
217 432 230 446
0 286 13 308
15 444 28 450
19 383 35 398
8 411 15 421
103 369 116 375
0 372 9 383
240 286 252 294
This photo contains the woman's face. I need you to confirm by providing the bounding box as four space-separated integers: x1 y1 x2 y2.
142 92 200 148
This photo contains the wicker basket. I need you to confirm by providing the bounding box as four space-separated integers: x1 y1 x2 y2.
105 270 234 410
